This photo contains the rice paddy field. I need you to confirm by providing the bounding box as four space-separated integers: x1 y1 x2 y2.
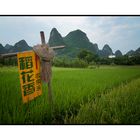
0 65 140 124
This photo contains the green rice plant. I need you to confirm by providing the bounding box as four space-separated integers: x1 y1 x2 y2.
0 66 140 124
68 78 140 124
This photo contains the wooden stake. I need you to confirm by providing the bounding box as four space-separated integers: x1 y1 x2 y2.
40 31 52 103
40 31 46 45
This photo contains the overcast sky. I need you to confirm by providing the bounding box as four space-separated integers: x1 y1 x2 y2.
0 16 140 54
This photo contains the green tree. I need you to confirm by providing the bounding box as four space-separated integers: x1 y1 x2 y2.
77 49 96 63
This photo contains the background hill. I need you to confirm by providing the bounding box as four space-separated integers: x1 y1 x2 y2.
0 28 140 58
48 28 114 58
0 40 32 54
0 44 7 54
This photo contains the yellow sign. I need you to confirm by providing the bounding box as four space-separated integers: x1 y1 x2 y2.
17 51 42 103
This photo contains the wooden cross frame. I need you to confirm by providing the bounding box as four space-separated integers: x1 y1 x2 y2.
0 31 65 103
39 31 65 103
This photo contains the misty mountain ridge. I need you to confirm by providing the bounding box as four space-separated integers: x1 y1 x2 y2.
0 28 140 57
126 47 140 57
0 44 7 54
98 44 113 58
5 44 13 50
0 40 32 54
115 50 123 57
10 40 32 53
48 28 65 47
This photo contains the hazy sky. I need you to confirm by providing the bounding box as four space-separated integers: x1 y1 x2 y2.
0 16 140 54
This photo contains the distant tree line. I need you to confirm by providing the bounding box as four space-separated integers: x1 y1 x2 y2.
76 49 140 66
52 56 88 68
0 56 17 67
0 49 140 67
113 55 140 65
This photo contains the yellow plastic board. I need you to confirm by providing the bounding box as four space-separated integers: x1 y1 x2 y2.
17 51 42 103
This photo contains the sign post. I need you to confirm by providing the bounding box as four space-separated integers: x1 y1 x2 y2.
0 31 65 104
17 51 42 103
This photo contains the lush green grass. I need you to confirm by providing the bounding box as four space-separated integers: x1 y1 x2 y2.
68 78 140 124
0 66 140 124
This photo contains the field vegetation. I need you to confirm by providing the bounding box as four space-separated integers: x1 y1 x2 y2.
0 66 140 124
